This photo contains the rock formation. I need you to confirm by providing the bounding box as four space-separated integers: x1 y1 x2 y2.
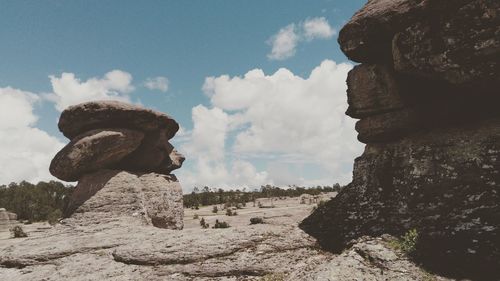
300 0 500 279
0 208 17 226
50 101 185 229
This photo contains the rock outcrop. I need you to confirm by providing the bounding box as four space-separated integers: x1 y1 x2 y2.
0 208 17 226
301 0 500 279
50 101 184 230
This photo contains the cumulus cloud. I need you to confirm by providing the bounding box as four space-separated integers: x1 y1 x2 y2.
303 17 336 40
45 70 134 111
267 24 299 60
178 60 364 191
144 76 169 92
267 17 336 60
0 87 64 184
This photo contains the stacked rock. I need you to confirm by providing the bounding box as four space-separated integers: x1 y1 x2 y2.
301 0 499 279
50 101 185 230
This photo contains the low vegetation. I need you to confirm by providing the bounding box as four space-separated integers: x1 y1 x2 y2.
10 225 28 238
200 217 209 229
213 219 230 229
250 217 264 224
389 228 419 256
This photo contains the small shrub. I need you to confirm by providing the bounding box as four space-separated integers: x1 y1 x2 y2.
212 206 218 213
250 217 264 225
236 203 243 209
47 209 62 225
388 228 419 256
213 219 230 229
10 225 28 238
401 228 418 254
226 208 237 216
193 214 199 219
200 217 209 229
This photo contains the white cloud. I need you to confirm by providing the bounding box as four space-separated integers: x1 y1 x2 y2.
303 17 336 40
0 87 65 184
144 76 169 92
267 17 336 60
267 24 299 60
177 60 364 191
45 70 134 111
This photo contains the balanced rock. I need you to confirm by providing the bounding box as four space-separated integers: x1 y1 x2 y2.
50 100 185 230
302 0 500 279
58 100 179 139
50 129 144 181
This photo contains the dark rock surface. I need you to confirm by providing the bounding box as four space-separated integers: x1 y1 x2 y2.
49 129 144 181
58 100 179 140
302 0 500 279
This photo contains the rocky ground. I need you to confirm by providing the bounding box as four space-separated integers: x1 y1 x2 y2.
0 194 452 281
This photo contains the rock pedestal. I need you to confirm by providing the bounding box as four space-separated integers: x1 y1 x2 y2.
301 0 500 279
50 101 185 230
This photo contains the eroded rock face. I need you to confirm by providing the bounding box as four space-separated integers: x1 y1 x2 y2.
50 129 144 182
66 170 183 230
50 100 185 230
302 0 500 279
58 100 179 139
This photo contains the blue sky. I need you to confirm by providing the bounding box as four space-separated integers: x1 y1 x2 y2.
0 0 366 190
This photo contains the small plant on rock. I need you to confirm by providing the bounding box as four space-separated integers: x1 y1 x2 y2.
212 206 218 213
10 225 28 238
388 228 419 256
250 217 264 224
213 219 230 229
193 214 199 219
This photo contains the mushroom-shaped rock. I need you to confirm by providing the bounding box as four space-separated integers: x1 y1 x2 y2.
58 100 179 140
50 129 144 181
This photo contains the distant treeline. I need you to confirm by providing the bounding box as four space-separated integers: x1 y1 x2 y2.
183 184 343 208
0 181 74 222
0 180 343 221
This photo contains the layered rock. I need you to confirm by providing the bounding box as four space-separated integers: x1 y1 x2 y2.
301 0 500 279
50 100 184 230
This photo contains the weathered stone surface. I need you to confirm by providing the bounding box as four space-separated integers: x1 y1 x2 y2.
157 149 185 175
346 64 405 119
301 119 500 279
58 101 179 140
355 108 419 143
0 196 452 281
139 173 183 229
65 170 183 230
117 129 173 172
393 0 500 87
338 0 428 63
49 129 144 182
117 130 184 175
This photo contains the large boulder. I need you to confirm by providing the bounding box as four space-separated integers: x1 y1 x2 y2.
50 129 144 181
303 0 500 279
58 100 179 140
65 170 183 230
